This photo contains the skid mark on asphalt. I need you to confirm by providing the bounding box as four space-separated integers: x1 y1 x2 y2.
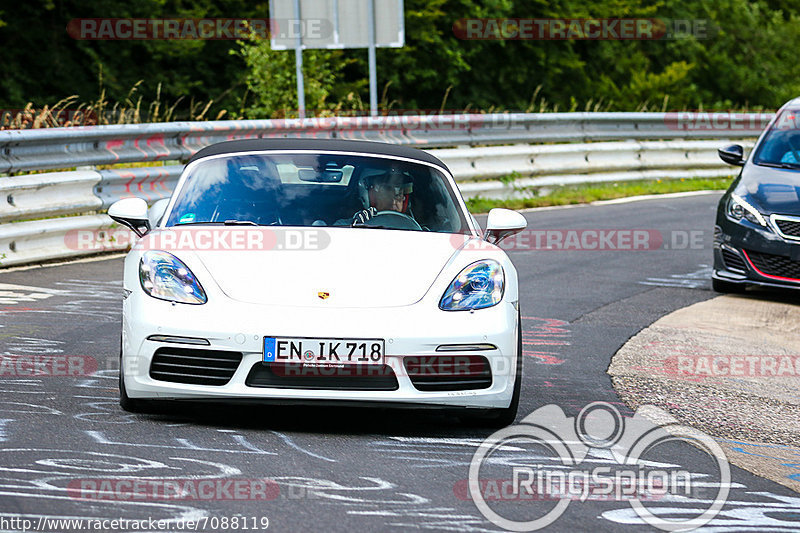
638 264 712 289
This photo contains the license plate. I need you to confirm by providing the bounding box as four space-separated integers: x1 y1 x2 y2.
263 336 385 365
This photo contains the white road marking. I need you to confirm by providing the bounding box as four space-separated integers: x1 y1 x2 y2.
0 283 61 305
639 265 713 289
85 430 279 455
270 431 336 463
0 419 12 442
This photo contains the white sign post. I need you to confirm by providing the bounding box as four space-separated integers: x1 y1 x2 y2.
269 0 405 118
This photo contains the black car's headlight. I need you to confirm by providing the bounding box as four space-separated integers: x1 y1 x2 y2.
440 260 504 311
727 194 768 227
139 251 207 305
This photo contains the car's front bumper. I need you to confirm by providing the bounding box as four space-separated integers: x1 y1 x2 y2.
713 214 800 289
122 295 520 410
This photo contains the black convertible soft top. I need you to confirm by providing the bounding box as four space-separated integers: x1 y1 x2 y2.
188 138 448 169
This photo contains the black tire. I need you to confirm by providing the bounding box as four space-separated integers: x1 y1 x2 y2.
712 277 746 294
119 338 152 413
461 313 522 428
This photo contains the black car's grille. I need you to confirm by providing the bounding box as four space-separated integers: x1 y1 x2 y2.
404 355 492 391
775 218 800 238
745 250 800 279
246 363 399 391
149 347 242 386
721 248 746 273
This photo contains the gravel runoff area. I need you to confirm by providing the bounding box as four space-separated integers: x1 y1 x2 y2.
608 293 800 493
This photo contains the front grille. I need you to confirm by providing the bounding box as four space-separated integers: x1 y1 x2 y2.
775 218 800 238
745 250 800 279
246 363 399 391
721 248 746 273
149 347 242 386
404 355 492 391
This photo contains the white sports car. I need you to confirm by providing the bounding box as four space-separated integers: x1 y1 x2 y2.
110 139 527 426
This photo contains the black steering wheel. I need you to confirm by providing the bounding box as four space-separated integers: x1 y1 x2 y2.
364 211 422 231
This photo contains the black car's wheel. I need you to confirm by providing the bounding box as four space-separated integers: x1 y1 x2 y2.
119 338 152 413
461 313 522 428
712 277 747 294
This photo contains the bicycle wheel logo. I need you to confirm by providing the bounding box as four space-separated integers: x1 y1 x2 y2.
468 402 730 531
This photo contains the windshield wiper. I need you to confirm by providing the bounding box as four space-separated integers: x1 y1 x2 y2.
757 161 800 170
172 220 268 227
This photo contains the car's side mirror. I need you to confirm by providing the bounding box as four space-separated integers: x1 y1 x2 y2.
485 208 527 244
108 198 151 237
148 198 170 229
718 144 745 166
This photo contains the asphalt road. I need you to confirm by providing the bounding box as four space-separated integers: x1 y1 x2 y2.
0 192 799 532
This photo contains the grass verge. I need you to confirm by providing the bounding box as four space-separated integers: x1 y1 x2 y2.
466 176 733 213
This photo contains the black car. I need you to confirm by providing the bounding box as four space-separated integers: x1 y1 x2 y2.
714 101 800 292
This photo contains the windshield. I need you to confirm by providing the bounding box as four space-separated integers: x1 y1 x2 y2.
752 109 800 168
163 152 471 234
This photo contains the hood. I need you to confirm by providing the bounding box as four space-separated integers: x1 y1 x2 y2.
738 163 800 215
177 228 464 308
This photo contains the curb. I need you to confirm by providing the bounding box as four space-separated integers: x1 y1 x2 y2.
608 294 800 493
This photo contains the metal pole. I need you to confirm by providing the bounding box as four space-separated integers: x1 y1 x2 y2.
367 0 378 117
293 0 306 119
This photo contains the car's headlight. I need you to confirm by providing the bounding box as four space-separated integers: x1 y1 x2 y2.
139 251 207 304
440 260 504 311
727 193 768 227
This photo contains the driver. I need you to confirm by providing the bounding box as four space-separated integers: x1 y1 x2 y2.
352 168 413 225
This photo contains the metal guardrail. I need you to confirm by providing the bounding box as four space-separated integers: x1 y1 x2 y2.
0 112 770 173
0 112 767 267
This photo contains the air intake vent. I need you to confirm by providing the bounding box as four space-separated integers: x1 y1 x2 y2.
745 250 800 279
721 248 746 273
246 363 399 391
149 347 242 386
404 355 492 391
775 218 800 239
